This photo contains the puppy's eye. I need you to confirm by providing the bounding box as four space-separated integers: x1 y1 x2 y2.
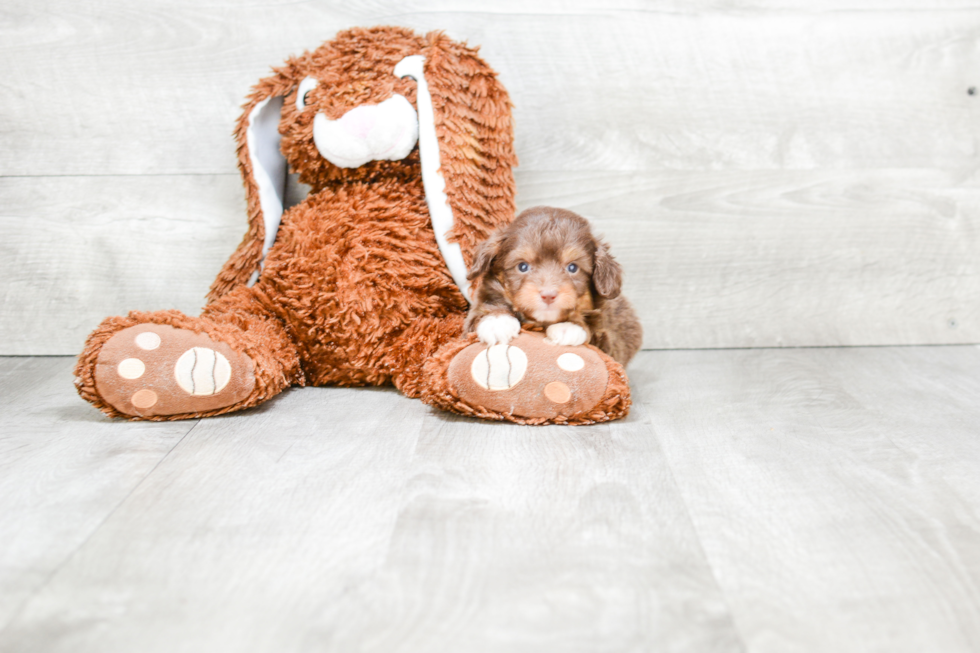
566 263 579 274
517 262 530 273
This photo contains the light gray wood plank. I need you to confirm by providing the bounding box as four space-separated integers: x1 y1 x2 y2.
7 167 977 355
1 2 977 175
635 345 980 652
0 175 246 355
496 8 980 173
519 168 980 349
5 346 980 651
0 357 196 631
5 0 980 353
317 409 739 652
0 384 742 652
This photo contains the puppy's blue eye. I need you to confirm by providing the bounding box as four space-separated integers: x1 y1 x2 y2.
518 262 529 273
567 263 579 273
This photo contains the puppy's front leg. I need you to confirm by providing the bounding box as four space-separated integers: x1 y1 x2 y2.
476 313 522 346
545 322 590 347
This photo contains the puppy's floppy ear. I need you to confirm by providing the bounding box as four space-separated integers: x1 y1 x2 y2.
593 241 623 300
467 230 506 282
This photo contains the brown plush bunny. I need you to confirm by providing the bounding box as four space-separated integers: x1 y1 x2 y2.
74 26 630 424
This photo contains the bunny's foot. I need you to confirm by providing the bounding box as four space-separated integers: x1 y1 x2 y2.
75 300 305 421
86 323 256 419
422 331 631 425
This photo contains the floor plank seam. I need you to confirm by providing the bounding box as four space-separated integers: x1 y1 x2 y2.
635 401 752 653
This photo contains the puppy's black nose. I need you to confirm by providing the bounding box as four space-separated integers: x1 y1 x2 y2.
540 289 558 305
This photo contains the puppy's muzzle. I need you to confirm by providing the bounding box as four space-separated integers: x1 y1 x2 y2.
313 95 419 169
539 288 558 305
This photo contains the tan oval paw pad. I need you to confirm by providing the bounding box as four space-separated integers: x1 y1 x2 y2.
544 381 571 404
117 358 146 379
131 389 158 409
135 331 161 351
556 353 585 372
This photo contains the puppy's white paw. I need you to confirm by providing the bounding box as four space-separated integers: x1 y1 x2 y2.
545 322 588 347
477 314 522 346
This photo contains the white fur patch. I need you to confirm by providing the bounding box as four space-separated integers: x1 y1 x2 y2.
313 95 419 169
477 314 522 346
545 322 588 347
531 306 563 324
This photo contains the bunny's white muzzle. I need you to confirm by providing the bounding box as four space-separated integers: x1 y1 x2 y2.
313 95 419 169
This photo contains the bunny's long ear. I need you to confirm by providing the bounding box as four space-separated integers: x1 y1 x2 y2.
396 33 517 303
207 65 297 303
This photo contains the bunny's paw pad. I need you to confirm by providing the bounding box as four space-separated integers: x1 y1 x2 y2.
93 324 255 417
447 331 608 421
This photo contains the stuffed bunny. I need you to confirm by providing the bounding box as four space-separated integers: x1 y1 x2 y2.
74 26 630 424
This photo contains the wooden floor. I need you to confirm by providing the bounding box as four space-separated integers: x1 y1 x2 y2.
2 347 979 652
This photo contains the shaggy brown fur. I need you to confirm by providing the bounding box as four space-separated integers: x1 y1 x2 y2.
75 27 515 419
209 28 517 303
464 207 643 365
74 27 633 424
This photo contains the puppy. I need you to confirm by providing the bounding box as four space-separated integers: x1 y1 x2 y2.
464 206 643 366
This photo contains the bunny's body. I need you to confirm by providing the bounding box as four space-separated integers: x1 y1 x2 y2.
75 27 517 419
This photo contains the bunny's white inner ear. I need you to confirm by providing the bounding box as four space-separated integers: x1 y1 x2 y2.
395 54 472 304
245 95 286 285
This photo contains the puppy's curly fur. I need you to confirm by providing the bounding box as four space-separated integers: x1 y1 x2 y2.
464 206 643 365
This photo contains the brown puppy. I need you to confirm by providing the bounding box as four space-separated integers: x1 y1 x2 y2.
464 206 643 365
